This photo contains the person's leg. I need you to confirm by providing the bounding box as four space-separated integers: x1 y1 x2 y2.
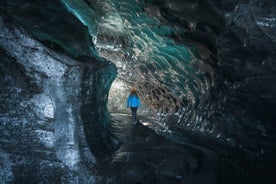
131 107 138 124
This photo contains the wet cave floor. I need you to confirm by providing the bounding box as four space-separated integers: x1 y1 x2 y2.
95 114 275 184
96 113 219 184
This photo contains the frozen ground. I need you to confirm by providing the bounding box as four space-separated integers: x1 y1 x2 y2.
96 113 218 184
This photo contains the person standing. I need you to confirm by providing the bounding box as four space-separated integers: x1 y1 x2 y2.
127 87 141 125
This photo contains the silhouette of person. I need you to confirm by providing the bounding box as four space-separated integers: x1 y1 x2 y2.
127 87 141 125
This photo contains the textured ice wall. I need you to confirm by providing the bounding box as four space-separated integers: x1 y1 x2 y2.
0 14 115 183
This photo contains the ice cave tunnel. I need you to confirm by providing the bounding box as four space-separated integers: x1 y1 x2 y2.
0 0 275 184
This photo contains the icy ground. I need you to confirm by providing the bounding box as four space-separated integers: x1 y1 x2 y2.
96 113 218 184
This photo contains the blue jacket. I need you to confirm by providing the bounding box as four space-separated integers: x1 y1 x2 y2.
127 94 141 108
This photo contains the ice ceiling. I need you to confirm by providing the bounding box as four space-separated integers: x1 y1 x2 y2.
1 0 276 153
93 0 218 113
63 0 221 117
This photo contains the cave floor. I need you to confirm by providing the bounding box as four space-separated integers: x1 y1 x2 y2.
96 113 218 184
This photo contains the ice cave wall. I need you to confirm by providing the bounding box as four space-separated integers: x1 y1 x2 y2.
0 8 116 183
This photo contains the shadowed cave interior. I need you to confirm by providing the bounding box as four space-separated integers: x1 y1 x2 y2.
0 0 275 184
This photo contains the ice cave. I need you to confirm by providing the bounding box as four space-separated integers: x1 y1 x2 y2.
0 0 275 183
